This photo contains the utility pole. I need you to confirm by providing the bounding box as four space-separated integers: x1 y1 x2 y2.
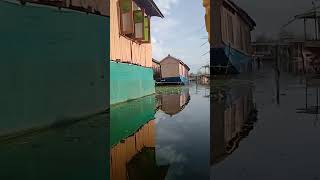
313 1 319 40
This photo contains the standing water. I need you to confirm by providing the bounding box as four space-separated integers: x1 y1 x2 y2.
110 83 210 180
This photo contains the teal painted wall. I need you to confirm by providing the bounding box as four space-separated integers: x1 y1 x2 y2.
110 94 156 147
110 61 155 104
0 1 109 136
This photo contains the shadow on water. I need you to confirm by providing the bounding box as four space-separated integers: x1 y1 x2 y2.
210 80 258 165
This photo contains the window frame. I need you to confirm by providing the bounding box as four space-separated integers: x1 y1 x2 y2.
118 0 151 44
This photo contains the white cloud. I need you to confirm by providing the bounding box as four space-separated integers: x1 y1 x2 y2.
154 0 179 15
156 145 187 164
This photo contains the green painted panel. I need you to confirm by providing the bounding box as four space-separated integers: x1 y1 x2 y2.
110 95 156 147
0 1 109 136
110 61 155 104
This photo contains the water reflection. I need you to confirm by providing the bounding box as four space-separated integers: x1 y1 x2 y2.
211 82 258 165
0 113 109 180
111 84 209 179
110 120 169 180
156 87 190 116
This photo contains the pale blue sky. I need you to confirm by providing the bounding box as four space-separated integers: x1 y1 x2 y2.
151 0 209 73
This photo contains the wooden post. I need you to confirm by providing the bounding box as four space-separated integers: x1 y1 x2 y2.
304 18 307 40
300 43 306 74
306 81 308 110
317 88 319 114
275 44 280 104
315 16 318 40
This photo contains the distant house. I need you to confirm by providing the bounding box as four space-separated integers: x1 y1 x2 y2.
159 55 190 85
152 59 161 80
251 42 276 60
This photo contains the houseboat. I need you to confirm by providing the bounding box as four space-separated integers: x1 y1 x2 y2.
1 0 109 138
152 58 162 80
110 0 164 104
157 55 190 85
211 0 256 74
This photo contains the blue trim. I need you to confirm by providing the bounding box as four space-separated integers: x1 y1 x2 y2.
211 46 253 74
156 76 189 85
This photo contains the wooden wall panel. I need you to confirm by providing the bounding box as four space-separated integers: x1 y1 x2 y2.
110 0 152 67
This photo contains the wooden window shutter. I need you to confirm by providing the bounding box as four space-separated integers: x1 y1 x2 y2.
133 10 144 40
142 16 150 43
119 0 133 35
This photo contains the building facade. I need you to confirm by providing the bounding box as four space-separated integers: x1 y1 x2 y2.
211 0 256 74
1 0 109 137
159 55 190 85
110 0 163 104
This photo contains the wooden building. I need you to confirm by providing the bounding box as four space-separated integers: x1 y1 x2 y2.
152 58 161 79
110 0 164 104
280 8 320 74
251 42 276 60
158 55 190 85
211 0 256 74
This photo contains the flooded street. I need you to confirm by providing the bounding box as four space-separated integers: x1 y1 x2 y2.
211 62 320 180
2 63 320 180
110 84 210 180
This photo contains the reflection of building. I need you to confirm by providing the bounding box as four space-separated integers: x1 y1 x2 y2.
211 85 257 165
157 88 191 116
110 120 169 180
158 55 190 85
110 94 169 180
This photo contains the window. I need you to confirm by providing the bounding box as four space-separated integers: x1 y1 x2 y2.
119 0 151 43
119 0 134 35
